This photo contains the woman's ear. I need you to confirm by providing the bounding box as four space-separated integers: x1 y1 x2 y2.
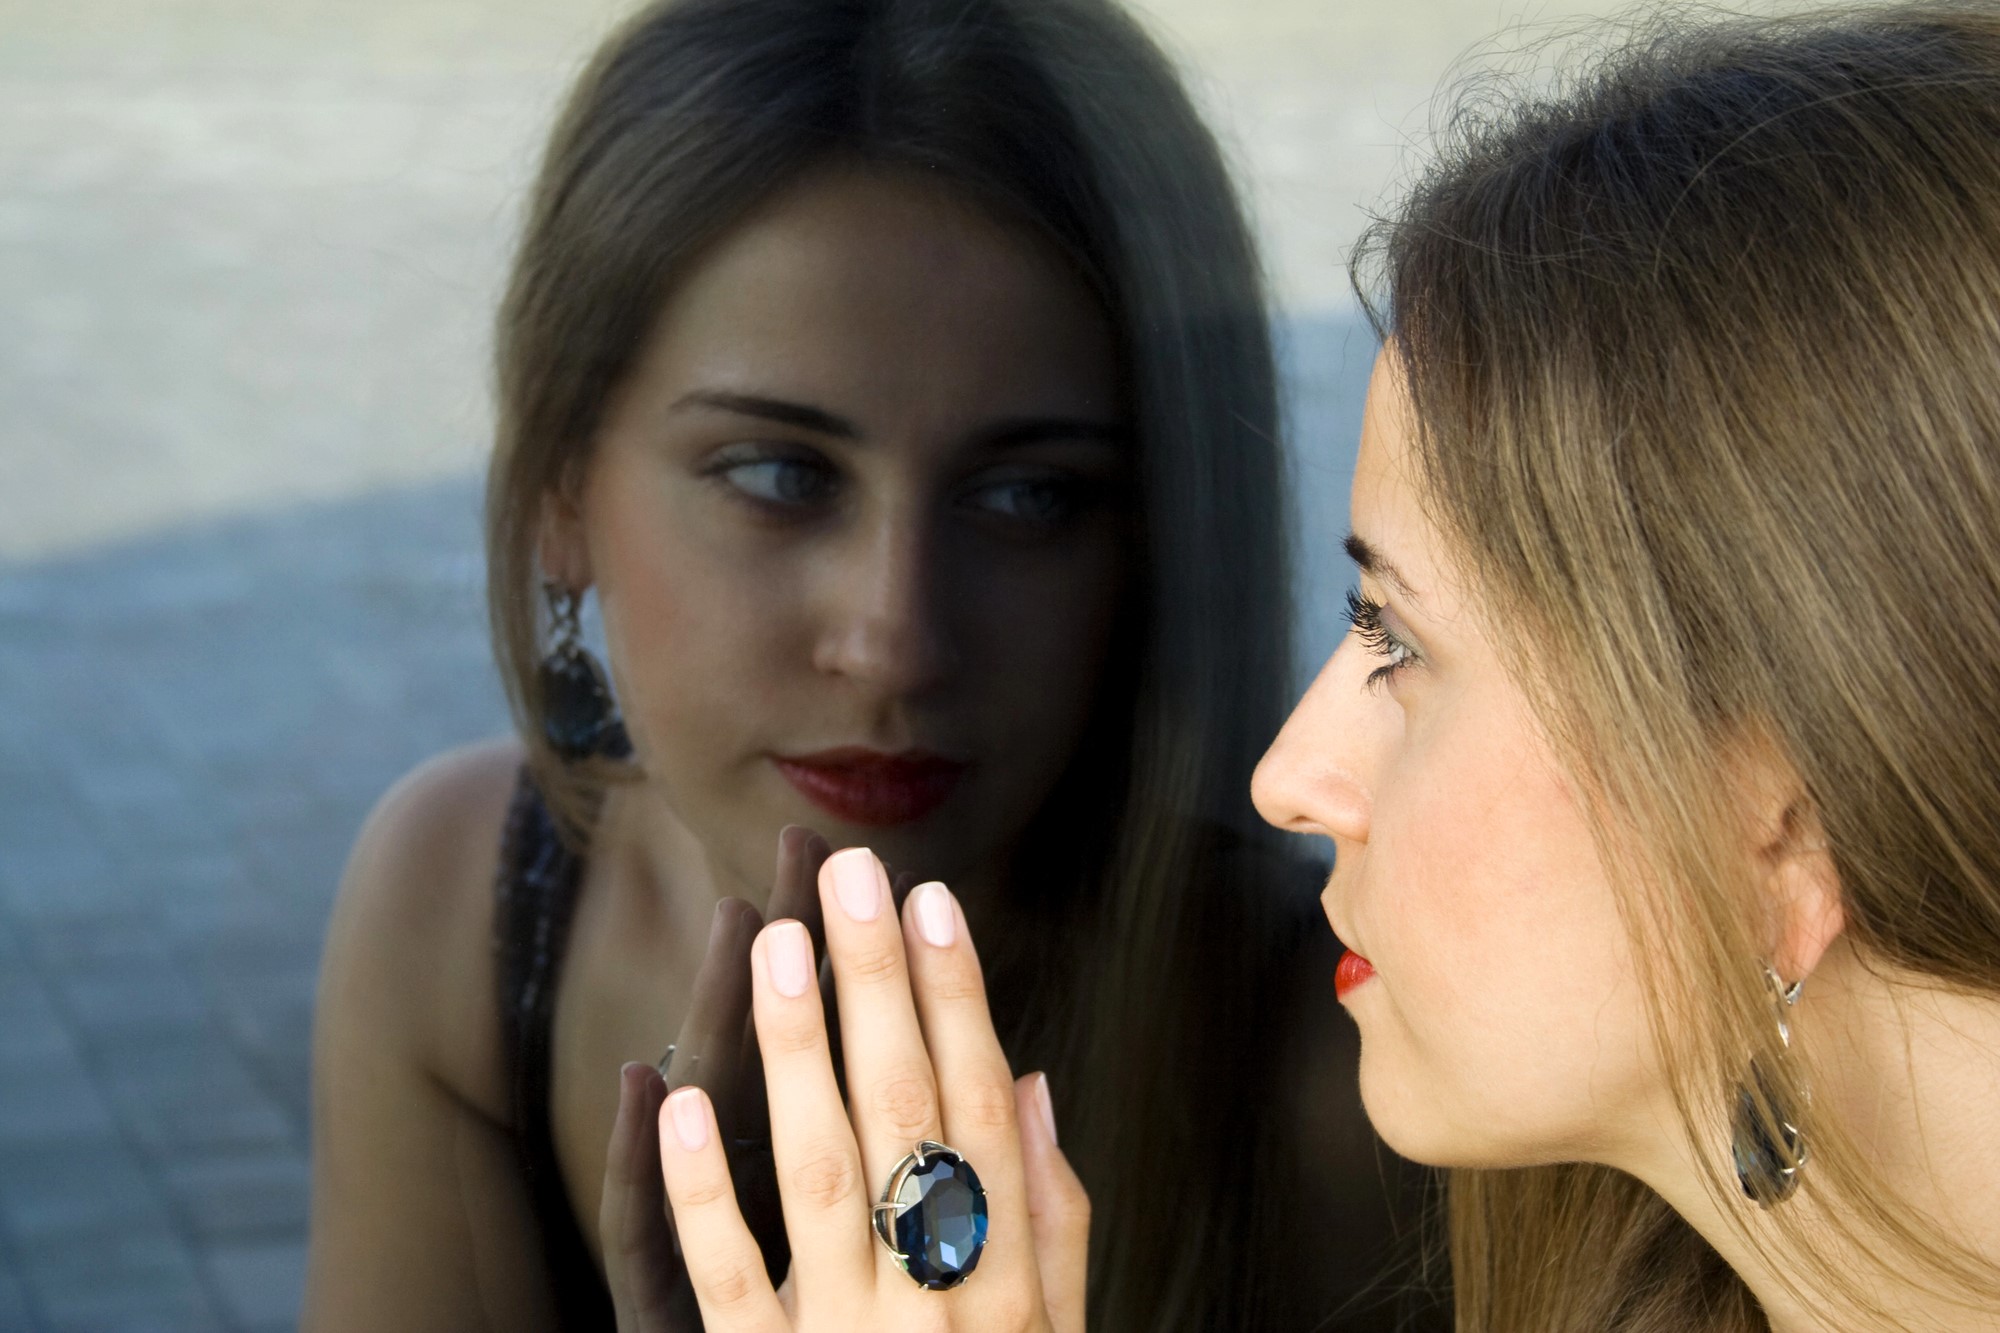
537 485 593 591
1764 801 1844 983
1735 736 1846 982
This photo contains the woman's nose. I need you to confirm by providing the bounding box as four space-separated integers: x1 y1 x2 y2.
1251 640 1379 845
811 517 958 696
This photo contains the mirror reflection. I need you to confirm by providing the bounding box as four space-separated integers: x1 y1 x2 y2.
311 0 1404 1324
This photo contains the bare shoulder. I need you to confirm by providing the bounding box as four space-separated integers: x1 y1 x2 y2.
321 737 526 1111
305 737 559 1331
339 736 524 931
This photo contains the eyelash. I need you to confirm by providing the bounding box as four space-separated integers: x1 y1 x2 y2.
1344 588 1417 689
708 453 836 509
703 448 1106 533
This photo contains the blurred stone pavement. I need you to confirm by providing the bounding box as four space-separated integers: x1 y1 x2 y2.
0 480 502 1330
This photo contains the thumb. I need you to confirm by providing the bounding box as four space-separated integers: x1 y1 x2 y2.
1016 1072 1089 1333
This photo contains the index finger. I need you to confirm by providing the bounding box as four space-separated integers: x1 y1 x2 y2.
665 898 760 1103
737 828 830 1134
765 825 830 954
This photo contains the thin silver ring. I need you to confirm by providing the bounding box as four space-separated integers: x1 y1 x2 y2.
656 1044 700 1085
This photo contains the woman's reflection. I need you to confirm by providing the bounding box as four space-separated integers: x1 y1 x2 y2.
305 0 1414 1327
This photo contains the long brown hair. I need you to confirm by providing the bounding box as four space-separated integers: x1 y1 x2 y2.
1361 4 2000 1328
485 0 1305 1323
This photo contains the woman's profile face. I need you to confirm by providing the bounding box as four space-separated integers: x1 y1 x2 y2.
548 164 1127 894
1251 352 1671 1174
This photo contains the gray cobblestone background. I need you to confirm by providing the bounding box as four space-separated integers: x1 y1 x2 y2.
0 481 501 1329
1 0 1764 1326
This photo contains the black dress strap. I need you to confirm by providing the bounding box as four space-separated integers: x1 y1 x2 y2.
494 767 615 1329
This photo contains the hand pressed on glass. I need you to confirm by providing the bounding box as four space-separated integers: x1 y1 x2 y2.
657 846 1087 1331
598 825 831 1330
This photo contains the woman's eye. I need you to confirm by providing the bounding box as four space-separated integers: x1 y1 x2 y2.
714 454 836 507
961 474 1095 529
1343 588 1418 689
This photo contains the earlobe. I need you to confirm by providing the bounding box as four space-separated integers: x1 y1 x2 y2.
537 488 593 591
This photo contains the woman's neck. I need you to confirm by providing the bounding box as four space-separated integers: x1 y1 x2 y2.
1625 938 2000 1330
594 785 746 954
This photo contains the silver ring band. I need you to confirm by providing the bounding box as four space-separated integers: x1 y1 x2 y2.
656 1044 700 1086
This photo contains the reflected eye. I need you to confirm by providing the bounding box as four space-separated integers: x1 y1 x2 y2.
960 471 1109 532
1344 588 1418 689
968 478 1073 524
708 450 837 508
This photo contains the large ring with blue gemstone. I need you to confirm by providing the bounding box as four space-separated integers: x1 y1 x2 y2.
870 1140 988 1290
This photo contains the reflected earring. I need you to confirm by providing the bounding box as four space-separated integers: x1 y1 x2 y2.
537 582 631 761
1730 965 1808 1206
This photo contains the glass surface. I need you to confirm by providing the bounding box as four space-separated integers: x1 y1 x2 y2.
0 1 1806 1325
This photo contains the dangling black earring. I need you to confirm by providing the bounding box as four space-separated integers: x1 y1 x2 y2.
1731 965 1807 1206
538 582 630 761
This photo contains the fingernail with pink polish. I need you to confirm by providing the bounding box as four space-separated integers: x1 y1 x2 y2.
1034 1072 1059 1146
767 920 814 998
913 882 955 948
829 847 882 922
667 1087 710 1152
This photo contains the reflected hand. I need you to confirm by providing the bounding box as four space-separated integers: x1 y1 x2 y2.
655 847 1090 1332
600 825 832 1330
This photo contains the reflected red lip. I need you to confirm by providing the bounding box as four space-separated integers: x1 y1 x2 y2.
771 749 969 827
1334 949 1376 1000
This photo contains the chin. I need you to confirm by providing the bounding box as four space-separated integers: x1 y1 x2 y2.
1363 1092 1568 1173
799 818 985 890
1354 1052 1495 1169
1356 1073 1445 1166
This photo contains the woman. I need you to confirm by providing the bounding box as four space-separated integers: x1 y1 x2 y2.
1252 4 2000 1328
305 0 1412 1327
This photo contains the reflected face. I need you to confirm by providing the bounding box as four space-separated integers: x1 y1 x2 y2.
554 165 1126 894
1250 352 1659 1171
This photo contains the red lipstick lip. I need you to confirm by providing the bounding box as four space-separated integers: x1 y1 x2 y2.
1334 948 1376 1001
771 749 969 828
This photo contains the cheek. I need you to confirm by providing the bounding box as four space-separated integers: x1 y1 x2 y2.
1355 706 1652 1164
1388 742 1581 963
585 464 803 761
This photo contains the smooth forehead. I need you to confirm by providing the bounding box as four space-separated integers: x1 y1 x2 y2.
1352 347 1422 536
1352 344 1489 623
636 162 1113 401
704 161 1077 291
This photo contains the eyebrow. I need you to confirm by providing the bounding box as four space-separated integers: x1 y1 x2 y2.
671 391 858 437
670 390 1128 450
1344 532 1418 599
